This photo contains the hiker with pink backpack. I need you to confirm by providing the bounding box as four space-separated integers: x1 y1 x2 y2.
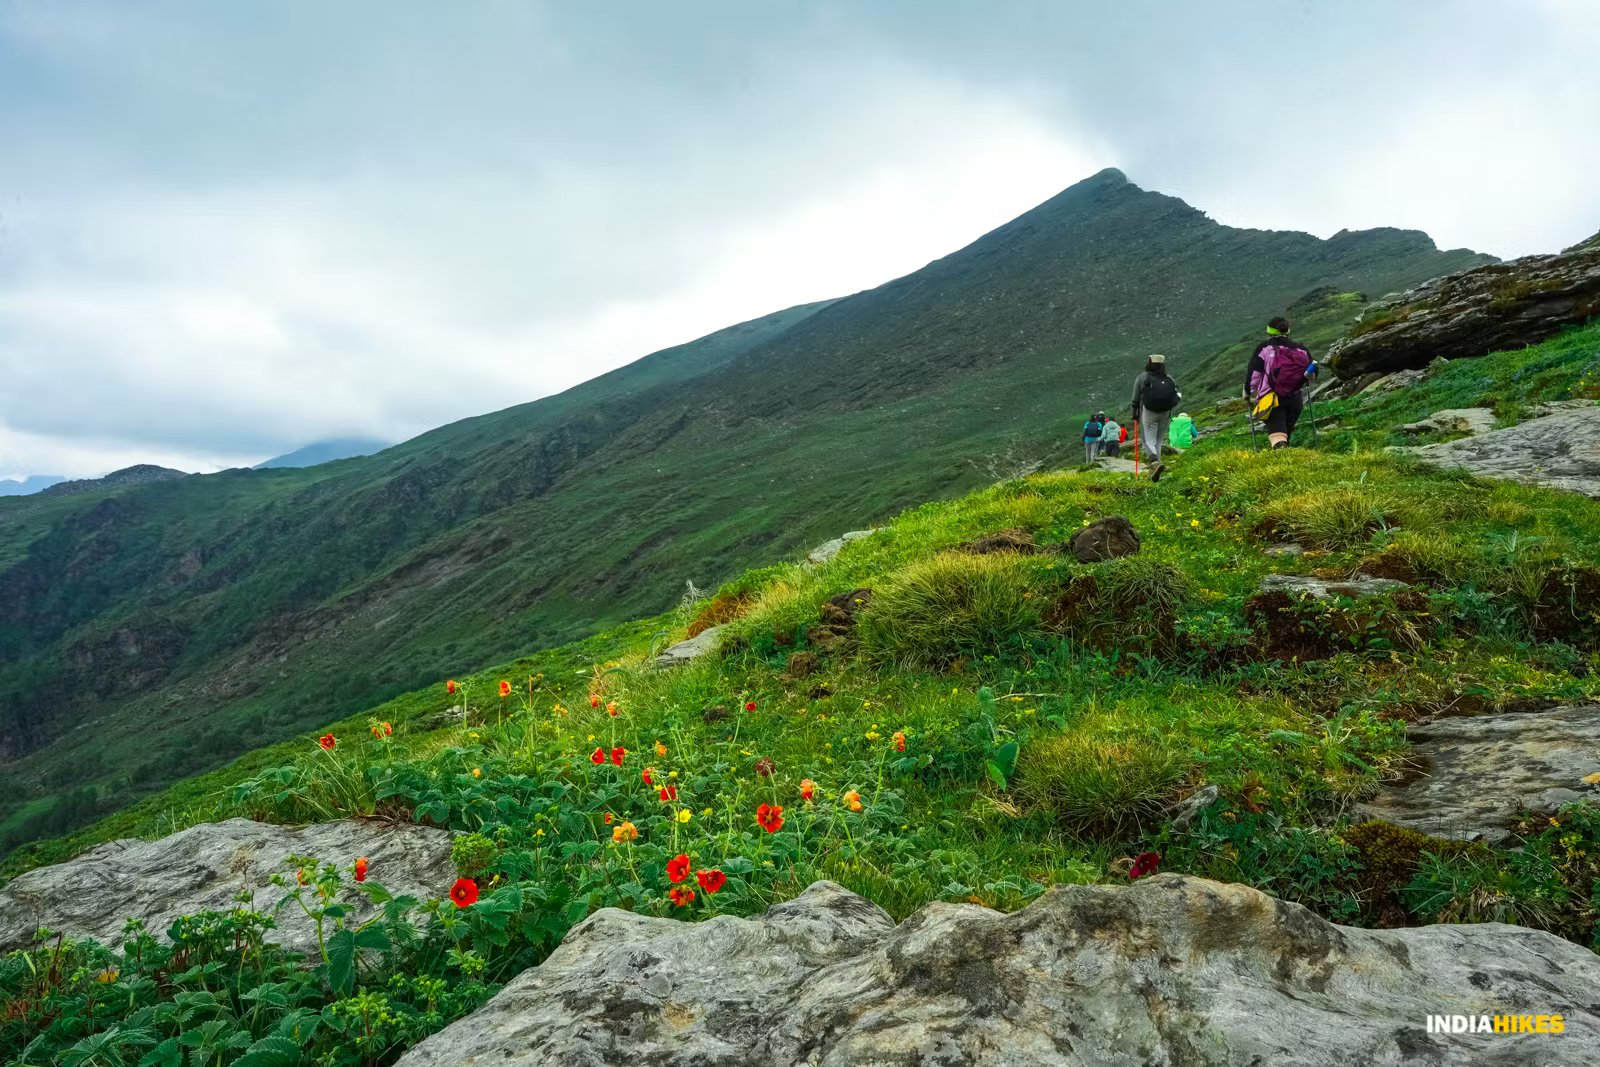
1244 317 1313 449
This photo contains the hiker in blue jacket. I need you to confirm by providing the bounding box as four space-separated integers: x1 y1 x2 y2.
1081 411 1107 464
1130 354 1181 482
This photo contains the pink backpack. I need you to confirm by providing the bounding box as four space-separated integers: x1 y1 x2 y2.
1253 343 1311 397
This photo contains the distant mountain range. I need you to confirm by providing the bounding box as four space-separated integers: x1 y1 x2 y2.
0 167 1493 849
0 475 66 497
254 437 390 470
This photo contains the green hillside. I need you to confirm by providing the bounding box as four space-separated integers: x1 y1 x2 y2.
6 323 1598 1066
0 169 1491 855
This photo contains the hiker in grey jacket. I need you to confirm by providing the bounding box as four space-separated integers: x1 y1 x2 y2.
1129 354 1180 482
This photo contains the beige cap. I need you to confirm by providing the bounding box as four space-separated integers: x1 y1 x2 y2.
1148 353 1167 364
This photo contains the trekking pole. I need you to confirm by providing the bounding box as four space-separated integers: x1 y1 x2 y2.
1247 411 1258 452
1305 392 1320 441
1132 419 1141 476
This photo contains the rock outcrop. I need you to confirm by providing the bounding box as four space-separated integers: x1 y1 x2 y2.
1403 404 1600 498
804 529 877 566
396 876 1600 1067
653 625 725 668
1258 573 1410 600
1399 407 1497 437
1328 240 1600 377
1360 703 1600 844
0 818 455 956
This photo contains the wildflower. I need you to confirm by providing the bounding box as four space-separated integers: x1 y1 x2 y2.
450 877 480 907
864 730 880 741
604 812 613 824
354 857 369 882
843 790 863 812
659 784 678 801
447 680 458 694
1129 852 1161 881
590 695 600 708
667 853 691 883
590 747 606 765
696 869 726 894
892 731 906 752
744 701 757 712
472 767 482 778
96 968 119 984
676 808 692 824
668 770 678 778
655 740 668 757
607 701 619 717
756 803 785 833
800 778 816 802
469 731 479 741
611 746 627 766
319 733 337 750
535 828 545 837
700 807 712 817
642 768 655 786
755 756 776 778
371 725 384 739
1190 519 1201 528
296 868 310 886
669 886 695 907
498 680 512 698
612 821 639 843
383 721 392 736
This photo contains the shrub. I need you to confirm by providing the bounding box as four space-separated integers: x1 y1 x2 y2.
1017 732 1189 839
1263 488 1396 550
1048 556 1193 657
685 592 752 638
857 552 1046 669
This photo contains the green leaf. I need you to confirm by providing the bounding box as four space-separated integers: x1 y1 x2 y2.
325 928 357 996
985 760 1009 791
233 1036 305 1067
138 1037 183 1067
993 741 1020 779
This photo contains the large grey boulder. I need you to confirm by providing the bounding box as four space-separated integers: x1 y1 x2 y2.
1259 573 1410 599
0 818 455 956
1360 703 1600 843
1327 241 1600 377
1403 405 1600 497
396 876 1600 1067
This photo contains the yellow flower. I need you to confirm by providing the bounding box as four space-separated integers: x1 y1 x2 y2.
669 770 679 778
586 734 595 742
701 807 713 817
535 828 545 837
472 767 482 778
865 731 881 741
468 732 479 740
676 808 692 824
1190 519 1201 528
96 968 119 984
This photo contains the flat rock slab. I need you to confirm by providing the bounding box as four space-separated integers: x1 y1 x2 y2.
804 528 877 566
1404 405 1600 497
395 876 1600 1067
0 818 455 956
653 625 723 668
1361 703 1600 844
1400 407 1498 437
1260 573 1410 599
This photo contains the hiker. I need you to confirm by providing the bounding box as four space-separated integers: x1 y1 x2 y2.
1169 411 1197 451
1130 354 1181 481
1098 414 1122 458
1081 411 1107 463
1244 317 1312 448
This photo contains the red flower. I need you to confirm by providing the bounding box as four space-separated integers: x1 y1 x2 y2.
604 812 613 824
607 701 619 717
744 701 757 712
668 886 695 907
590 695 600 708
450 877 480 907
498 680 512 698
800 778 816 802
696 869 726 894
353 857 369 882
319 733 337 750
658 784 678 802
1129 852 1162 881
893 731 906 752
446 679 457 694
666 853 691 883
610 746 626 766
755 803 785 833
383 722 392 736
754 756 775 778
590 747 606 765
641 768 655 786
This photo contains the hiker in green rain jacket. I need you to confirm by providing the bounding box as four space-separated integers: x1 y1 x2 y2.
1169 412 1196 450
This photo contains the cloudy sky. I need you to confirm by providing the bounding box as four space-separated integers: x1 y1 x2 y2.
3 1 1597 479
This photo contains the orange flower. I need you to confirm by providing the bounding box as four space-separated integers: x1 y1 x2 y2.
590 695 600 708
353 857 369 882
800 778 816 802
606 701 619 717
610 746 626 766
449 877 479 907
755 803 785 833
893 731 906 752
655 740 668 757
319 733 337 750
611 821 638 843
446 679 457 694
383 722 392 736
498 680 512 698
666 853 691 883
371 725 384 739
843 790 862 812
668 885 695 907
591 747 606 765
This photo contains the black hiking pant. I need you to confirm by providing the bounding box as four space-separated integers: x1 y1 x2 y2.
1264 391 1304 440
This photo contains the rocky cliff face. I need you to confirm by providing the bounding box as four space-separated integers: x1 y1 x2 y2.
395 878 1600 1067
1328 240 1600 378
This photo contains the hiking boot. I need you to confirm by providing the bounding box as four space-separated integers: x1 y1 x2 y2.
1150 461 1165 482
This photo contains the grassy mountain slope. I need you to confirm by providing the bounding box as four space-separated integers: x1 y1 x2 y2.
6 323 1598 1065
0 171 1491 854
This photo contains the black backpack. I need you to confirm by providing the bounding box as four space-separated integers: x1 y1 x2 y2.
1141 373 1180 413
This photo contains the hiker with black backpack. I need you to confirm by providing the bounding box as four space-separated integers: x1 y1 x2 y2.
1130 354 1181 482
1244 318 1312 449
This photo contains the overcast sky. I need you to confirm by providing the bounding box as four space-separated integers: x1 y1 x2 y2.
3 1 1597 479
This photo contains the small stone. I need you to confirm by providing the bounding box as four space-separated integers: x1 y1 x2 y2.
1068 515 1141 562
